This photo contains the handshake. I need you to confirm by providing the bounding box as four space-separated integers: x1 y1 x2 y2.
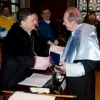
32 45 64 70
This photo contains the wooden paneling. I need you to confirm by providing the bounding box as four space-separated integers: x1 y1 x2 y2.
95 70 100 100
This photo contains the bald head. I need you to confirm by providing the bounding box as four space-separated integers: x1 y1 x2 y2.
65 7 83 24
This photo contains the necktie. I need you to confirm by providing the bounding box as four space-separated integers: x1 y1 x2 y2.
61 35 73 62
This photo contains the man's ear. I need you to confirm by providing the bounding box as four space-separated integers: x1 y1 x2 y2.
21 20 25 27
71 20 76 26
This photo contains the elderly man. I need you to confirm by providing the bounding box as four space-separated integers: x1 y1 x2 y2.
56 7 100 100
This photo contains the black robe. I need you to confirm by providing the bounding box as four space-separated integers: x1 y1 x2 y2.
67 60 97 100
0 23 50 90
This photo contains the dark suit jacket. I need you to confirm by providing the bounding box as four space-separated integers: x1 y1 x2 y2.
0 23 50 90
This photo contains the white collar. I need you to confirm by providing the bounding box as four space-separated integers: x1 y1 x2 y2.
72 24 82 36
44 20 51 24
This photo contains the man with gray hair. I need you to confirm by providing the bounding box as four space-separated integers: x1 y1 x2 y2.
56 7 100 100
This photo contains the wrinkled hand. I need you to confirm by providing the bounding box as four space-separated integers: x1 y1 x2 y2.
55 61 66 71
48 62 52 67
33 56 51 70
49 45 64 55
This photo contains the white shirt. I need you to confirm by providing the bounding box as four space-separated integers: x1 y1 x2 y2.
44 20 51 24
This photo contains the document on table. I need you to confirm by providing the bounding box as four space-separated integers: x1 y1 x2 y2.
8 92 55 100
18 73 52 87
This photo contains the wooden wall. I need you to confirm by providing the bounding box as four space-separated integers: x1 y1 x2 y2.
30 0 67 32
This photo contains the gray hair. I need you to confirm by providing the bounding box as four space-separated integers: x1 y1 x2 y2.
65 7 83 24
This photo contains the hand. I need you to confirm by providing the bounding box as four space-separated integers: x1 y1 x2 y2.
55 61 66 71
54 40 59 45
49 45 64 54
33 56 51 70
47 40 54 45
48 62 52 67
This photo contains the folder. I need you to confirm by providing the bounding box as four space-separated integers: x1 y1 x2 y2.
50 51 61 66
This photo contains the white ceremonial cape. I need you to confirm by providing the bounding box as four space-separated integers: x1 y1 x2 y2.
61 23 100 63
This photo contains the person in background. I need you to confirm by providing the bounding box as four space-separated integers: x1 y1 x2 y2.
88 11 100 27
56 7 100 100
0 8 51 90
87 11 100 44
0 6 15 31
0 6 15 43
83 9 93 23
38 7 59 45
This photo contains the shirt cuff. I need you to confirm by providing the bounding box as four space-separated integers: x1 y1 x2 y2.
66 62 85 77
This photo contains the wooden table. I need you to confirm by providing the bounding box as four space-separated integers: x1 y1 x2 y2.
1 73 76 100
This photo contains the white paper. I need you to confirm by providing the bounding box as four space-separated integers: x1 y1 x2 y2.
30 73 52 80
8 92 55 100
18 73 52 87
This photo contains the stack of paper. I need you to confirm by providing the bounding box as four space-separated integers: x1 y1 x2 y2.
18 73 52 87
30 87 50 93
8 92 55 100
